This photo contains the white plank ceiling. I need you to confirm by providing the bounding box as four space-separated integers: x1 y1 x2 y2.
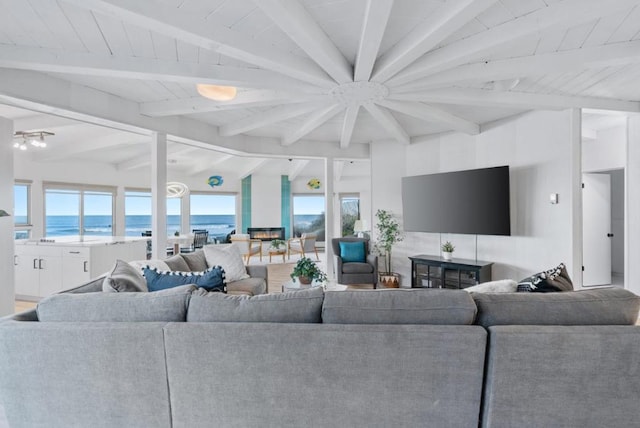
1 0 640 175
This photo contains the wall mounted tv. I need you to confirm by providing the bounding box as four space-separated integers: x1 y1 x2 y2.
401 166 511 236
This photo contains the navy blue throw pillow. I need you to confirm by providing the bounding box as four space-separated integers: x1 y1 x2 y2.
143 266 226 292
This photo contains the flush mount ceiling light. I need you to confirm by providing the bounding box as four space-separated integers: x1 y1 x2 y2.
13 131 54 150
196 84 237 101
166 182 189 198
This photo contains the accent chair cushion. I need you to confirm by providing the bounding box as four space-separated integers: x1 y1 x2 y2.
203 244 249 282
472 288 640 327
322 289 477 325
339 241 366 263
187 287 324 323
37 285 196 322
342 262 374 274
142 266 226 292
102 259 148 293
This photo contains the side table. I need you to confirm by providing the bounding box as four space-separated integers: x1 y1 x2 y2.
268 248 286 263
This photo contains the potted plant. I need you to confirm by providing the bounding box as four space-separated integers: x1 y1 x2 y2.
290 257 327 285
374 209 404 288
441 241 455 261
270 239 285 251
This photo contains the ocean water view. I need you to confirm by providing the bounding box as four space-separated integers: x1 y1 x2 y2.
25 214 325 241
45 215 236 242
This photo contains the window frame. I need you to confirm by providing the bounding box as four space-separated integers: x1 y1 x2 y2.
14 180 32 239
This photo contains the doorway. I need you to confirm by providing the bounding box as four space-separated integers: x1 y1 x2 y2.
582 169 624 287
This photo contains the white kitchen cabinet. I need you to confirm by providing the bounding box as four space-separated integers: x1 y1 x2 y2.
15 239 146 300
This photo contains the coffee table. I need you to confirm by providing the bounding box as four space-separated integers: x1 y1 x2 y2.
281 279 323 293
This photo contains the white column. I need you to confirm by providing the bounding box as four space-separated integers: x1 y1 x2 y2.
151 132 167 259
115 185 126 236
0 117 15 316
626 114 640 295
325 157 335 278
181 194 190 235
569 109 583 288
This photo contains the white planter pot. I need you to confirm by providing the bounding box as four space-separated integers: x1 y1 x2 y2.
442 251 453 261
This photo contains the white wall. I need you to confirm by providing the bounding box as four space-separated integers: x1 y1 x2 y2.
371 110 578 286
0 117 15 316
251 174 281 228
583 126 626 172
626 114 640 295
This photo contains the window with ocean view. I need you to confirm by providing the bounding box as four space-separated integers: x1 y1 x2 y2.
190 193 236 243
44 183 115 237
292 194 325 241
124 190 182 236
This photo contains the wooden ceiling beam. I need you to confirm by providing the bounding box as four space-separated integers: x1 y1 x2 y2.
340 104 360 149
141 91 325 117
389 88 640 112
388 0 640 87
282 104 343 146
363 103 410 145
253 0 353 84
371 0 497 83
220 102 324 137
59 0 335 88
353 0 394 82
377 99 480 135
395 39 640 92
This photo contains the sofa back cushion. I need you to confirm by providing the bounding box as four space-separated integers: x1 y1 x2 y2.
473 288 640 327
37 285 196 322
322 289 477 325
187 287 324 322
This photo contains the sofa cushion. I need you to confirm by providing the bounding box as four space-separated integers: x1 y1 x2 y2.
128 259 171 273
203 244 249 282
164 254 191 272
473 288 640 327
517 262 573 292
464 279 517 293
37 285 196 322
342 262 374 274
187 287 324 322
339 241 365 263
180 250 208 271
226 277 267 296
142 266 226 292
102 259 148 292
322 289 477 325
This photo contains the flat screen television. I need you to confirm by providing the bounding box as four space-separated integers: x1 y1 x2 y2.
401 166 511 236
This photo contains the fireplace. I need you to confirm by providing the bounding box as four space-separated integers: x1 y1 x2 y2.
248 227 285 241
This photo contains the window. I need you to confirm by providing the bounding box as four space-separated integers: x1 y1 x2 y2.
340 194 360 237
44 183 115 237
292 194 325 241
14 181 31 239
124 189 182 236
190 193 236 243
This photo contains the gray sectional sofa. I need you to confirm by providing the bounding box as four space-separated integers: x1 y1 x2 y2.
0 285 639 428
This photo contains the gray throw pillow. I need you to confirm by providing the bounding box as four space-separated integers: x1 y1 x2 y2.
322 289 477 325
102 259 148 292
187 287 324 323
164 254 191 272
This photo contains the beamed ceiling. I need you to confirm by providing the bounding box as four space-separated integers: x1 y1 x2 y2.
1 0 640 173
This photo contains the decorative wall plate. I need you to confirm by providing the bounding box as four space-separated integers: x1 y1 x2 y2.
208 175 224 187
307 178 320 190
